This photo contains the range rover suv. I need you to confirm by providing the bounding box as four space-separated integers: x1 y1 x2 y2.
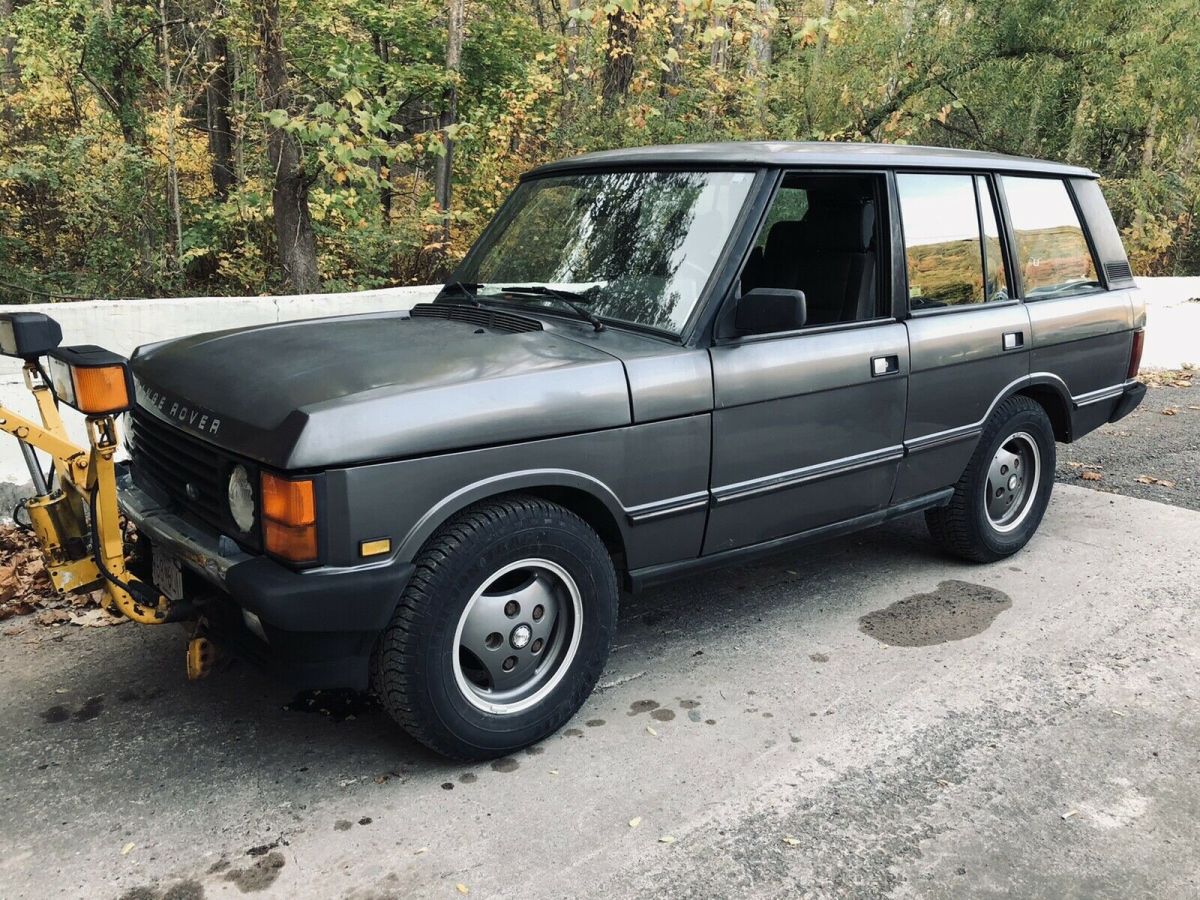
121 142 1146 759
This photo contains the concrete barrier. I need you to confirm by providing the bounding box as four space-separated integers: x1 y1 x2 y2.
0 285 439 506
2 276 1198 503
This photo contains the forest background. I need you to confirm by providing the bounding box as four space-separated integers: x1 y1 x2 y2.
0 0 1196 301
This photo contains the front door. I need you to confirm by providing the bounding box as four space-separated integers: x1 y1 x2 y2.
704 171 908 555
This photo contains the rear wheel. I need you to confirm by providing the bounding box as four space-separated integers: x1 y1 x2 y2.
372 495 617 760
926 395 1056 562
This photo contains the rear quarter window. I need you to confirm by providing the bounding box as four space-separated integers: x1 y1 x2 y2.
1001 176 1101 299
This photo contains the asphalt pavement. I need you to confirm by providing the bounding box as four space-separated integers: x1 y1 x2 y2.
0 484 1196 899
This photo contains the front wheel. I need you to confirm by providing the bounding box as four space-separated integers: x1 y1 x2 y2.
925 395 1056 562
372 495 618 760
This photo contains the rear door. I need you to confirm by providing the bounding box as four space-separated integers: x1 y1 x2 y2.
892 171 1031 503
1000 175 1138 435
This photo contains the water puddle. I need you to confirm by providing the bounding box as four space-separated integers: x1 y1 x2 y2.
858 580 1012 647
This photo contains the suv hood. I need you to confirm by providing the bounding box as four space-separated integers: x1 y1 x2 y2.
130 310 631 468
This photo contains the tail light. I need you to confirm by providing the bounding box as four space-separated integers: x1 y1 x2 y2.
1127 329 1145 379
261 472 317 562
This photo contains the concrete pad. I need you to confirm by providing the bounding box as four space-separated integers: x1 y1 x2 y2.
0 485 1196 899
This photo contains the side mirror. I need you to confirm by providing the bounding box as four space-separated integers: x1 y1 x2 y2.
0 312 63 360
734 288 807 336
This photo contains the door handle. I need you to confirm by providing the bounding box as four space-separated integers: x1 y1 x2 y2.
1002 331 1025 351
871 355 899 377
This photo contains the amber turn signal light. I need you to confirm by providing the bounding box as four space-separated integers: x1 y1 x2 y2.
261 472 317 562
45 345 134 416
261 472 316 525
264 518 318 562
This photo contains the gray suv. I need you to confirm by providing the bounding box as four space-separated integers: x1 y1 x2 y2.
121 142 1147 759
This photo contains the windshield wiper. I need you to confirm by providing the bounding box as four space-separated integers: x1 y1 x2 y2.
436 281 482 305
498 285 606 332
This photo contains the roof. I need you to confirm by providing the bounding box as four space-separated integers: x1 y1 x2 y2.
526 141 1098 179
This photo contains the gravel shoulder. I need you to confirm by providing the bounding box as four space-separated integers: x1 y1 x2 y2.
1055 373 1199 510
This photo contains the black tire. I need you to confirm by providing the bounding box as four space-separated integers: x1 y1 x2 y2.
925 395 1056 563
372 494 618 760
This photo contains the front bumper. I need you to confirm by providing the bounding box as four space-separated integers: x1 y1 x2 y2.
118 466 413 689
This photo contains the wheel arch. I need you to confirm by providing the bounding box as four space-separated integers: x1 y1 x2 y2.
1013 376 1073 443
396 469 630 571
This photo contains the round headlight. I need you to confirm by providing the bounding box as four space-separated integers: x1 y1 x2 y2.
228 465 256 533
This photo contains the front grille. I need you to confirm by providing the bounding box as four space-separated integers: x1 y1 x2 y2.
410 302 543 333
129 408 261 551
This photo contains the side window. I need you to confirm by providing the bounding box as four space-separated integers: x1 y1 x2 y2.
896 173 984 308
739 173 882 327
977 176 1009 302
754 186 809 250
1001 176 1100 299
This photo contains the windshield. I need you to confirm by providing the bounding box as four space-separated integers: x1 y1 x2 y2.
456 170 755 334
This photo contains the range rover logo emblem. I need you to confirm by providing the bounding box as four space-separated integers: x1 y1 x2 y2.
134 378 223 437
185 483 199 501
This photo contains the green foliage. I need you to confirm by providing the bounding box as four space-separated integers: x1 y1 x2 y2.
1 0 1198 302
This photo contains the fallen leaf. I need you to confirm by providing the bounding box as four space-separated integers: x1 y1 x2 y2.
71 608 125 628
1162 408 1178 416
121 843 135 855
628 817 642 829
456 884 469 895
658 835 675 844
36 609 71 626
1172 380 1191 388
1135 475 1175 487
1079 471 1102 481
782 836 802 846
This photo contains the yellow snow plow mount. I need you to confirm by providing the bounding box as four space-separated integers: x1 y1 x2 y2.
1 312 186 625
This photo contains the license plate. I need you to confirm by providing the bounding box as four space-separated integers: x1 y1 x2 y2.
151 545 185 601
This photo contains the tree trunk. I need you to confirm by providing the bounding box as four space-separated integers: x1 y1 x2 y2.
709 13 728 74
747 0 774 126
372 33 393 217
659 7 684 100
434 0 465 250
159 0 182 272
205 30 236 199
748 0 773 75
1066 82 1091 164
804 0 836 129
1141 98 1160 173
602 8 637 105
1 0 20 92
256 0 319 293
1020 86 1043 156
